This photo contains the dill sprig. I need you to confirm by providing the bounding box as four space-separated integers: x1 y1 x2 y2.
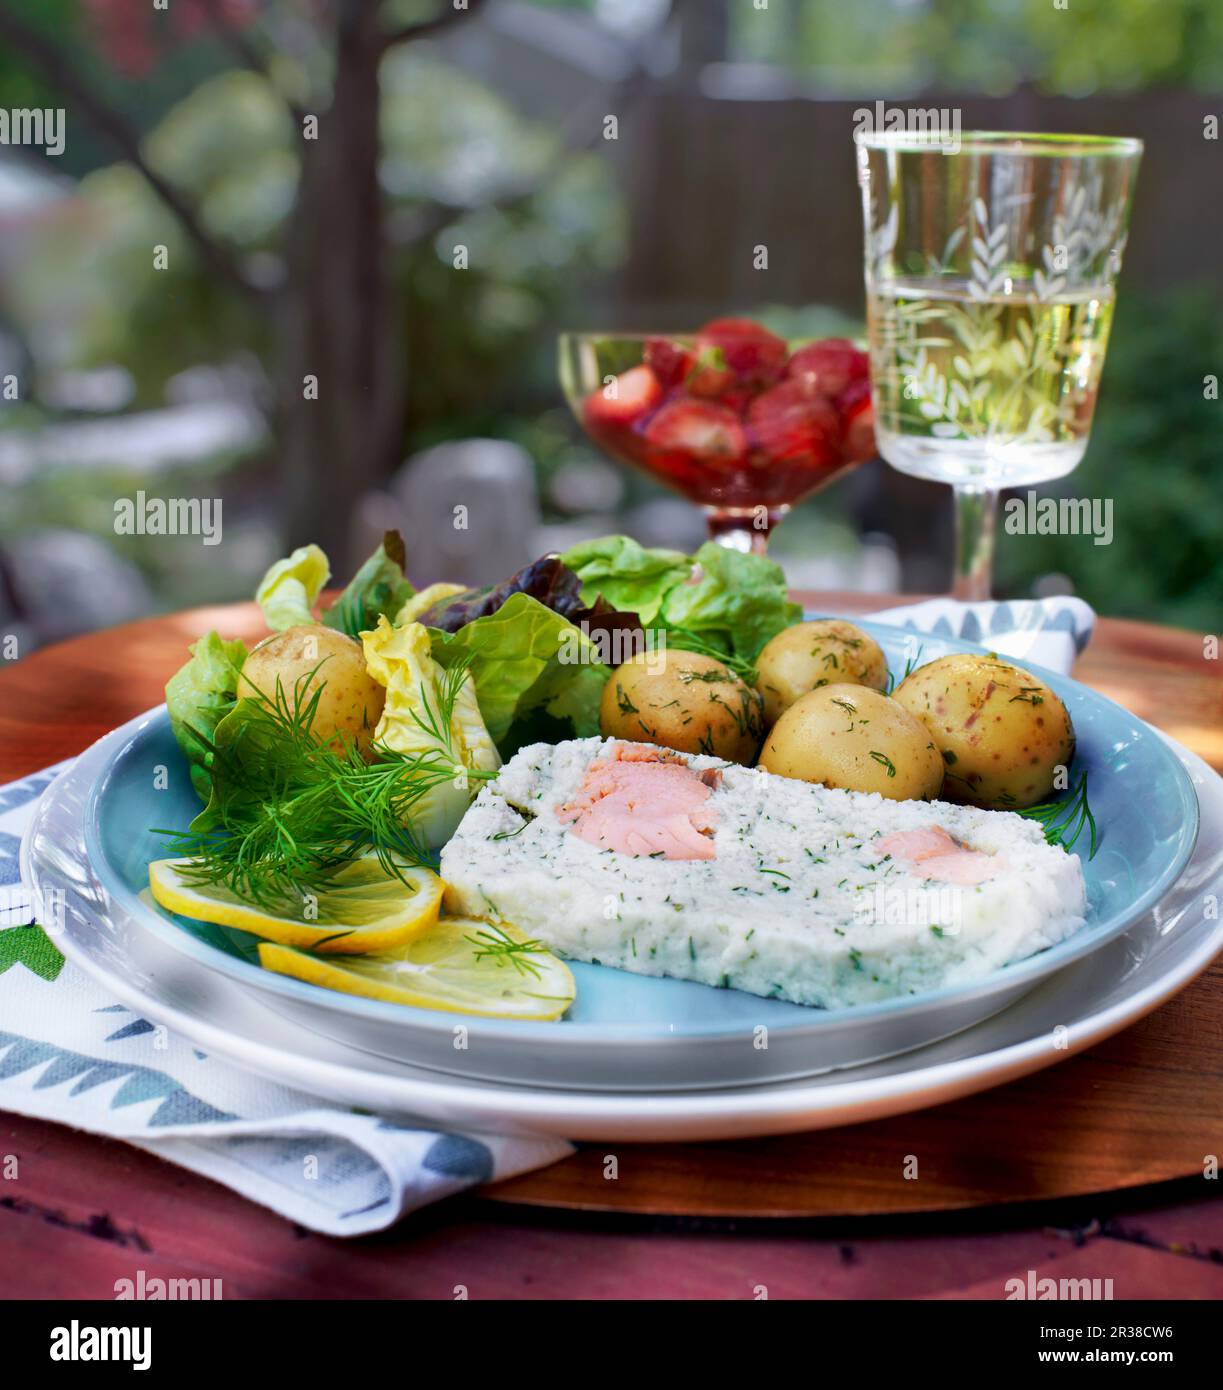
155 656 494 906
661 627 758 685
1016 772 1098 858
884 642 925 695
463 924 548 979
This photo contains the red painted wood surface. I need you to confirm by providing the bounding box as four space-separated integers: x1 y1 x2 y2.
0 597 1220 1296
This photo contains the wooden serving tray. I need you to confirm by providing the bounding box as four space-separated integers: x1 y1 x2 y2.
482 957 1223 1217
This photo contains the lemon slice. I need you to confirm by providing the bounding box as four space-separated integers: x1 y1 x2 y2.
147 855 443 954
257 917 575 1020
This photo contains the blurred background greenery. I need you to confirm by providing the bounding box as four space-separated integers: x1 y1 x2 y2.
0 0 1219 645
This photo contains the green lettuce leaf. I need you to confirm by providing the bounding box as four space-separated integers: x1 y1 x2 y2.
562 534 800 664
560 535 691 624
165 630 248 802
323 531 416 639
255 544 330 631
359 618 500 848
659 542 801 661
428 592 608 753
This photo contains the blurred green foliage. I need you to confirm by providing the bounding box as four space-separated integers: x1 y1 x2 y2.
0 0 249 176
729 0 1223 94
997 287 1223 630
4 452 263 609
15 55 622 418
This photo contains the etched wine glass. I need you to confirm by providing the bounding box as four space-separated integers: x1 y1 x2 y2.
856 131 1142 599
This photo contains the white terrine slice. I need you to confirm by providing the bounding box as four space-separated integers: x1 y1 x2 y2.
439 738 1088 1009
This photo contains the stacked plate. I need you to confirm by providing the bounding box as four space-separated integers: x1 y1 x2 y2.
22 622 1220 1142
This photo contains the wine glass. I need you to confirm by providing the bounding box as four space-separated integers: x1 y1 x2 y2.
559 326 877 556
856 131 1142 599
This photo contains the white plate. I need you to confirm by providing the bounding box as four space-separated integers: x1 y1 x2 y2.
24 733 1221 1141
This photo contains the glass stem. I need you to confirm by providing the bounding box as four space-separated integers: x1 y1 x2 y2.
951 485 998 601
704 506 786 555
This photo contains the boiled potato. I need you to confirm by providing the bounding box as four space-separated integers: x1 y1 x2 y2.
758 684 944 802
239 623 385 757
893 653 1074 810
599 649 764 764
755 619 889 726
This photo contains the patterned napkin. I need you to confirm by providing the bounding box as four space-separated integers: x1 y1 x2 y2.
0 598 1093 1235
866 595 1095 673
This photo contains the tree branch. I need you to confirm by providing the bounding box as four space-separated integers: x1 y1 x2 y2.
380 0 490 52
0 6 266 301
195 0 307 122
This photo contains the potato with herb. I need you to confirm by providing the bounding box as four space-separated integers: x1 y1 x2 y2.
758 684 944 802
893 653 1074 810
599 649 764 764
238 624 385 757
755 619 889 726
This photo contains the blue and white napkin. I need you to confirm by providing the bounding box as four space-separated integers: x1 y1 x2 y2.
867 594 1095 674
0 597 1093 1235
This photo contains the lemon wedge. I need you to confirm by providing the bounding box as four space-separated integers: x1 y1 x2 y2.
147 855 443 954
257 917 575 1020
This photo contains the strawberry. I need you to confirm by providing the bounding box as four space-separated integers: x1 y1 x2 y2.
715 386 754 416
583 364 663 429
747 380 839 467
787 338 869 399
836 376 871 415
841 390 876 463
644 399 747 465
692 317 787 389
643 338 695 391
684 346 736 399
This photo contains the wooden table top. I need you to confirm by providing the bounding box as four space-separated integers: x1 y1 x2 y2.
1 594 1220 1297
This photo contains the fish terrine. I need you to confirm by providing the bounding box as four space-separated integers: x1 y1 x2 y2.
440 738 1088 1009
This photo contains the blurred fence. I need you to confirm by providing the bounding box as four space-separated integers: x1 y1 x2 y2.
610 88 1214 323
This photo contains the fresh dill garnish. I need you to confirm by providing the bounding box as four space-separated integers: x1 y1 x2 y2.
491 820 531 842
615 684 638 716
661 628 758 685
884 643 924 695
869 751 897 777
463 924 548 979
154 656 494 906
678 668 735 685
1016 772 1098 858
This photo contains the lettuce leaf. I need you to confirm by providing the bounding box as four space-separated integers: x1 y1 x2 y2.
361 618 499 848
323 531 416 639
660 542 801 661
165 630 248 801
254 533 415 638
561 535 691 625
255 544 330 631
562 535 799 663
428 592 608 753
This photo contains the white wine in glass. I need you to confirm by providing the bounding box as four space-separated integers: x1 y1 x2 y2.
857 132 1141 599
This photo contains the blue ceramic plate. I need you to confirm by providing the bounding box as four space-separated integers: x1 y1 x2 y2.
74 620 1199 1091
